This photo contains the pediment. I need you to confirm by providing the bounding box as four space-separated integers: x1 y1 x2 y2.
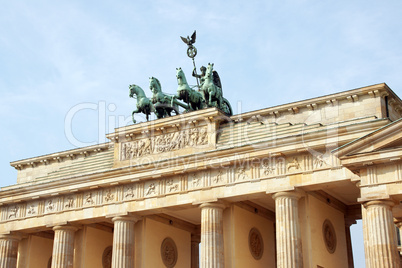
333 118 402 157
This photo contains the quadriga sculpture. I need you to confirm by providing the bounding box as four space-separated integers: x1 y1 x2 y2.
199 63 233 116
176 67 205 111
149 77 189 119
129 84 154 123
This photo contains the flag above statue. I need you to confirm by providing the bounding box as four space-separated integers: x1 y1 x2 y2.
129 31 233 124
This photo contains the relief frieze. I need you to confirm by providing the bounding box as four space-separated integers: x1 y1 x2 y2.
64 196 75 209
1 153 340 223
145 182 157 196
287 157 301 172
190 173 201 188
166 179 179 192
104 188 115 203
84 192 96 206
27 203 37 216
236 167 248 181
8 205 19 219
213 169 224 184
45 199 56 212
120 127 208 160
124 185 136 200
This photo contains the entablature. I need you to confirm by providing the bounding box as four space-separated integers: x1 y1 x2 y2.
10 143 112 171
0 114 388 203
0 161 354 234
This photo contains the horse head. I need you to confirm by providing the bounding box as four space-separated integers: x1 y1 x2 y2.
176 68 187 85
206 63 214 78
129 84 136 98
129 84 145 99
149 77 162 93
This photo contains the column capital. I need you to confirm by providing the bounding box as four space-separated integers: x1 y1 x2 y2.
0 233 23 241
199 201 226 210
111 215 141 223
272 189 304 201
363 199 396 209
52 225 79 232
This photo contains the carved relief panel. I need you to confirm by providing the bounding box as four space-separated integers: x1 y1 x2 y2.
26 201 39 217
8 205 20 219
45 198 60 213
103 188 116 203
249 227 264 260
189 172 202 189
102 246 112 268
83 191 99 207
322 219 337 253
124 184 136 200
161 237 178 268
212 169 226 185
144 181 158 197
166 178 179 193
120 127 208 160
63 195 76 210
236 166 249 181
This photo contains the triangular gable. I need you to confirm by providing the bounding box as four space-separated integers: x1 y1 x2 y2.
333 118 402 158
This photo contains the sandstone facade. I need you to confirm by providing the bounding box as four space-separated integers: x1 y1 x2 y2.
1 83 402 267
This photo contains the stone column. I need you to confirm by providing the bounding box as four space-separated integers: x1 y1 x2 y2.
199 202 225 268
272 191 303 268
191 233 201 268
395 219 402 266
344 218 356 268
363 200 399 268
51 225 78 268
111 216 139 268
395 220 402 246
0 234 22 268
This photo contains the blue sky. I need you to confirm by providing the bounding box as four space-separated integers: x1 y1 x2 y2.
2 1 402 266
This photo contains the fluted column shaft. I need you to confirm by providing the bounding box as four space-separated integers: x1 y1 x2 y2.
345 219 355 268
191 233 201 268
200 202 225 268
363 200 399 268
395 220 402 267
111 216 138 268
51 226 78 268
272 191 303 268
0 234 21 268
395 221 402 244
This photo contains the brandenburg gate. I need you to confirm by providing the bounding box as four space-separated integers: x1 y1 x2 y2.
1 82 402 267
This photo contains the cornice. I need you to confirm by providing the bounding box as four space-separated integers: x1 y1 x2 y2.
10 142 113 171
230 83 401 122
333 118 402 158
339 147 402 168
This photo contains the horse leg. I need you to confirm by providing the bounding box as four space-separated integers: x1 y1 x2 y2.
132 110 138 124
208 89 213 106
217 98 222 110
155 109 162 119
